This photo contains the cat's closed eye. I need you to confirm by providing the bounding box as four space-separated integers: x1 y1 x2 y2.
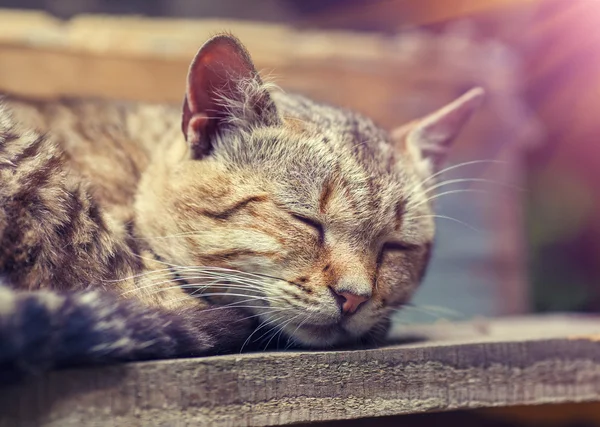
291 213 325 243
381 242 416 252
376 242 416 267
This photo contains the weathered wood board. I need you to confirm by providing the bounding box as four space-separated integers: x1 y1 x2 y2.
2 315 600 427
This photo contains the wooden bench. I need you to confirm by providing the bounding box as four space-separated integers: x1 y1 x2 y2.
2 315 600 426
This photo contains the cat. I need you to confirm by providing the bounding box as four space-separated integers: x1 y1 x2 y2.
0 34 483 378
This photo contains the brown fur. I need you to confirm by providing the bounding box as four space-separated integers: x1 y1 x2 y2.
0 34 483 350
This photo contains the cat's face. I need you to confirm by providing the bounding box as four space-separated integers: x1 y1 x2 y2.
135 35 483 348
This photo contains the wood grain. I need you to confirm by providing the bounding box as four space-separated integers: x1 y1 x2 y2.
2 315 600 427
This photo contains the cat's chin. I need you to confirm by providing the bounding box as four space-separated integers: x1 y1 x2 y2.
285 322 360 348
284 317 393 349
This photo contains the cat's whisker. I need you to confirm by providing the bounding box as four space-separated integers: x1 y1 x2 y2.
409 188 490 210
283 335 297 351
132 231 205 240
135 281 274 304
240 314 287 353
424 177 523 195
135 254 292 285
178 282 268 296
177 287 286 305
403 159 509 206
112 260 241 284
177 273 268 289
121 274 268 296
284 313 312 350
351 140 371 150
419 159 508 188
255 316 291 344
404 214 481 233
148 265 273 285
241 317 276 352
191 266 291 284
198 302 275 312
368 321 391 346
234 309 291 324
134 271 228 288
176 283 276 298
156 270 271 290
187 273 270 287
186 284 210 300
118 265 246 286
166 288 288 310
146 283 284 303
261 314 301 350
103 267 180 284
120 276 188 296
273 315 301 350
117 261 291 297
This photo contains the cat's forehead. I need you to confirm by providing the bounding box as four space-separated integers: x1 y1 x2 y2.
274 92 399 167
215 109 408 239
274 92 387 142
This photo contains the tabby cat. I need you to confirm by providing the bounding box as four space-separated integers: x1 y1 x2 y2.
0 34 483 377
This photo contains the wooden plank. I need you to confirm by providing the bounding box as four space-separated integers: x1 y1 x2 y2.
2 315 600 426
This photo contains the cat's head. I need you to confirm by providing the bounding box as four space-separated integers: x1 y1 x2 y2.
135 34 483 348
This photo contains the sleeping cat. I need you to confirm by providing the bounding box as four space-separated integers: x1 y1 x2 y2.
0 34 483 376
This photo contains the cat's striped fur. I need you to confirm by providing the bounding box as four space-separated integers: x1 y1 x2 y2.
0 103 254 380
0 34 483 378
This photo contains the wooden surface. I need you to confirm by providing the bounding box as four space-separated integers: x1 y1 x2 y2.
2 315 600 427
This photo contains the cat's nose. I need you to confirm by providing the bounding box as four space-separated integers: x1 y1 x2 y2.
332 290 369 315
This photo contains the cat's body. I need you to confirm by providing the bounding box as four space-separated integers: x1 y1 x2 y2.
0 34 483 377
0 99 254 378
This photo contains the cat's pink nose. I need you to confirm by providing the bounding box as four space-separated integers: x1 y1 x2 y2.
335 291 369 315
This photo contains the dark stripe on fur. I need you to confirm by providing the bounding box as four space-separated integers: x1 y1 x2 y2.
199 194 268 220
417 242 433 283
0 104 141 290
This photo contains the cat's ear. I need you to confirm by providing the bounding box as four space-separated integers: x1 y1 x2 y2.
392 88 484 177
182 34 280 159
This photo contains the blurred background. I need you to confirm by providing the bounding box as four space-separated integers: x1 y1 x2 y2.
0 0 598 321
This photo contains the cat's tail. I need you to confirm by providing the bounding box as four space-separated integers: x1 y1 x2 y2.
0 284 253 383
